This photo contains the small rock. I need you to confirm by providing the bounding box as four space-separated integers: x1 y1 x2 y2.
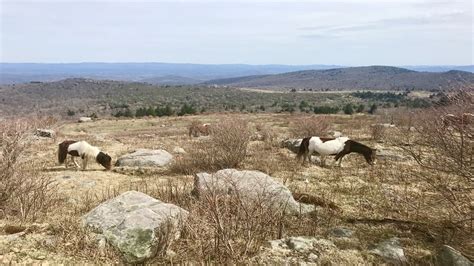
281 138 302 154
62 175 72 179
308 253 319 261
172 147 186 154
78 117 93 123
369 237 406 265
331 131 343 138
329 227 354 238
34 129 55 138
437 245 473 266
287 237 314 251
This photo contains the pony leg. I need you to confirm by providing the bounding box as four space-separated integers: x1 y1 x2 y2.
71 157 80 168
338 156 344 167
334 152 348 168
82 157 88 170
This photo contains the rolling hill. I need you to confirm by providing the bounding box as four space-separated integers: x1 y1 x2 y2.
205 66 474 91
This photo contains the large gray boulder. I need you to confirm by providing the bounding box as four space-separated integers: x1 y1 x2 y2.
194 169 314 214
82 191 188 263
115 149 173 167
437 245 473 266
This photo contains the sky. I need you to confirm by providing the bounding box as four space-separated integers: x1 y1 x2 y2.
0 0 472 65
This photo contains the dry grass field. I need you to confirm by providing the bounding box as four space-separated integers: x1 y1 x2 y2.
0 109 472 264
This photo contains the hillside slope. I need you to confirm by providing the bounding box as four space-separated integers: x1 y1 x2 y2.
206 66 474 91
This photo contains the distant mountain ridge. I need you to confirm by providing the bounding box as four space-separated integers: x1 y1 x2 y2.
0 62 472 85
0 62 341 84
205 66 474 91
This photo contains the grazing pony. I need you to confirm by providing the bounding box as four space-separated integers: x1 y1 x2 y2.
58 140 112 170
442 113 473 128
296 136 376 167
188 123 211 137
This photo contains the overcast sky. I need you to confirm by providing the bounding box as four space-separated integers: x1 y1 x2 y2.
0 0 472 65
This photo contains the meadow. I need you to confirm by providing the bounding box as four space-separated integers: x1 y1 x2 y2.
0 93 472 264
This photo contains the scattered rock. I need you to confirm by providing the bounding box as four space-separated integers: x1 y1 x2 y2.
82 191 188 263
34 129 55 138
371 123 396 128
331 131 343 138
255 236 365 265
437 245 473 266
115 149 173 168
369 237 406 265
329 227 354 238
281 138 302 153
172 147 186 154
61 175 72 179
194 169 314 215
78 117 93 123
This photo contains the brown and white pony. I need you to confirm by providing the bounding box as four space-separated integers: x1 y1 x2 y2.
442 113 473 128
58 140 112 170
296 136 376 167
188 123 211 137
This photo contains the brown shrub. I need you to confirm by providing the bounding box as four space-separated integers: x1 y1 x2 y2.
289 116 330 138
388 92 473 252
370 124 386 141
144 178 320 264
0 117 60 220
170 119 251 174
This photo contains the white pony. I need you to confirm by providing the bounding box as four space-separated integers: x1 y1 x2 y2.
58 140 112 170
297 136 376 167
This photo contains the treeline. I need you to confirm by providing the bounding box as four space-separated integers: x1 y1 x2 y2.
113 103 198 118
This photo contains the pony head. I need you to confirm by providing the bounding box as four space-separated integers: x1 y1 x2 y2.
364 148 377 165
97 152 112 170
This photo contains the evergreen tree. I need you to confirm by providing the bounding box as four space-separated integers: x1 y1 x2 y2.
343 103 354 115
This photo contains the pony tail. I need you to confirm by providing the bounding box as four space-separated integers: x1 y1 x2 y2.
296 137 310 159
58 142 68 164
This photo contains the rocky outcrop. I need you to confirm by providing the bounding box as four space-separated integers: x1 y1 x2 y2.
115 149 173 167
193 169 314 215
82 191 188 263
254 236 366 265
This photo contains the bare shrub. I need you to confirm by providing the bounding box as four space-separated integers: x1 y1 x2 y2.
0 117 60 220
289 116 330 138
389 91 473 251
155 181 318 263
370 124 386 141
170 119 251 174
253 122 277 143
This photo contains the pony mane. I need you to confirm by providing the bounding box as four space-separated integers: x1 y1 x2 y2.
346 139 371 149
